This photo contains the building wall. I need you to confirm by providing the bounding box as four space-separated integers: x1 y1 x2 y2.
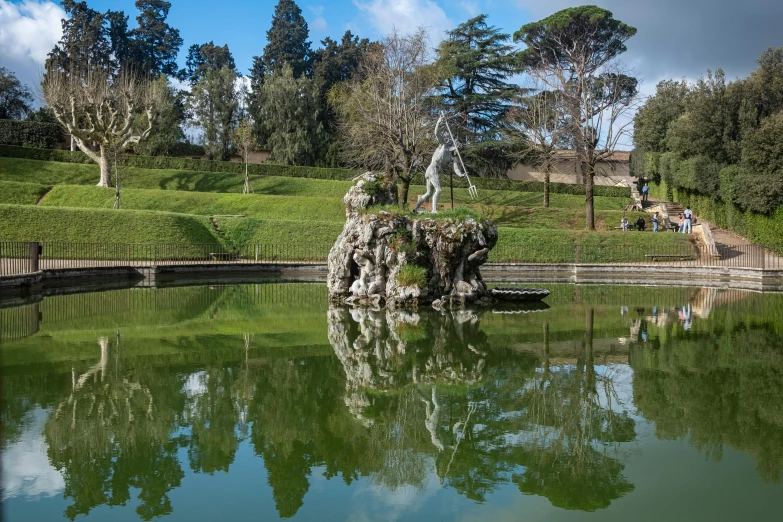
507 159 631 187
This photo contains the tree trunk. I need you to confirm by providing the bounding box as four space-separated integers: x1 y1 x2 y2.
97 146 112 187
543 169 550 208
583 162 595 230
399 177 410 208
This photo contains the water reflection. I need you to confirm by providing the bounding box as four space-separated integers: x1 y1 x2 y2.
1 284 783 520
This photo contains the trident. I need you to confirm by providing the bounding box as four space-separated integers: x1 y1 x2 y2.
440 111 478 199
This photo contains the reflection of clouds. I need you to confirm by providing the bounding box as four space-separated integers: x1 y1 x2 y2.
1 408 64 501
348 460 441 522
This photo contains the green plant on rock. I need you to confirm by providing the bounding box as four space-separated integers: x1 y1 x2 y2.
397 264 427 288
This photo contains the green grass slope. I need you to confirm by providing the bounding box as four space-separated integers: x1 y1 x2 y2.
0 204 221 247
0 156 631 210
0 181 51 205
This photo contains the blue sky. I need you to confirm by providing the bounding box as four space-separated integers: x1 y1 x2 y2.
2 0 782 102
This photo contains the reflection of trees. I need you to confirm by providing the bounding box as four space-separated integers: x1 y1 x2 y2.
326 306 636 509
631 325 783 483
43 335 187 520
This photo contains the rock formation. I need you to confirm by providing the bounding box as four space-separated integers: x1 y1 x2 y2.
327 172 498 308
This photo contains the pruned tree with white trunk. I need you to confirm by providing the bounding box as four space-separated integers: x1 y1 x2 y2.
43 70 163 187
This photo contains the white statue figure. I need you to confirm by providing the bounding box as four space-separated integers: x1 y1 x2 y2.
413 113 468 214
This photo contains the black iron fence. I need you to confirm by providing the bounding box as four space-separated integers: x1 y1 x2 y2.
1 241 782 277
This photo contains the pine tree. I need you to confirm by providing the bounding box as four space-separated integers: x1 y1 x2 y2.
251 0 311 85
435 15 519 141
131 0 183 77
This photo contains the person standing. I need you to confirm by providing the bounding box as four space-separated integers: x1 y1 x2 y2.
682 206 693 233
621 215 628 231
641 182 649 202
636 216 646 231
651 212 659 232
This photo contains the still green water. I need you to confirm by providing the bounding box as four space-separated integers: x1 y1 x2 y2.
1 283 782 521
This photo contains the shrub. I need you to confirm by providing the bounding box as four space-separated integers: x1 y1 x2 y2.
0 120 64 149
397 264 427 288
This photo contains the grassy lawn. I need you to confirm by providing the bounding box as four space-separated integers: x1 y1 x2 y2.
0 181 52 205
0 204 221 252
1 156 630 210
483 205 648 231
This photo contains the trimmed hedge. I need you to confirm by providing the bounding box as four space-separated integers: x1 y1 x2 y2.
648 178 783 254
0 120 64 149
0 181 52 205
0 144 632 198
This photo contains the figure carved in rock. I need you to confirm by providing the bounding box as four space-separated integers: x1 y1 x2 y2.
413 114 467 214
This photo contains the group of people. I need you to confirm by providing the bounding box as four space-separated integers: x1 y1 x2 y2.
621 181 695 233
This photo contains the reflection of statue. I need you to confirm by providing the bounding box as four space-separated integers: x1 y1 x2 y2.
413 114 467 214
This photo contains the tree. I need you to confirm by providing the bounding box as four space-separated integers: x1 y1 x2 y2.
130 1 183 77
0 67 33 119
257 64 325 166
46 0 113 76
43 70 163 186
132 75 185 157
507 85 569 207
514 6 639 230
181 42 236 85
332 29 437 204
633 80 689 153
251 0 311 82
311 31 377 166
435 15 518 142
188 66 239 161
234 117 256 193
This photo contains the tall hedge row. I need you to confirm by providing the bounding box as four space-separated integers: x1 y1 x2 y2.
644 166 783 254
0 120 64 149
0 144 632 198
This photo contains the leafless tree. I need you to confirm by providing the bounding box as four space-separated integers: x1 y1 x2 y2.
507 82 570 208
234 117 256 194
43 70 163 187
332 28 437 204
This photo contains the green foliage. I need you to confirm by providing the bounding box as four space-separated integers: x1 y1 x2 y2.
633 80 689 153
0 204 220 247
0 120 63 148
396 264 427 288
0 181 51 205
188 66 239 161
435 15 519 146
133 76 186 156
0 67 33 119
258 65 327 166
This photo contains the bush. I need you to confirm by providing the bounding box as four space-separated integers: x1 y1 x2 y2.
0 120 64 149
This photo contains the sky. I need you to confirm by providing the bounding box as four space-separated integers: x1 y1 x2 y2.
1 0 782 105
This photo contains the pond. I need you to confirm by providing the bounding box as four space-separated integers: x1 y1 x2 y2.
1 283 783 521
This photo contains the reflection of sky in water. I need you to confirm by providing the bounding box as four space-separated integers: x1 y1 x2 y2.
1 408 64 502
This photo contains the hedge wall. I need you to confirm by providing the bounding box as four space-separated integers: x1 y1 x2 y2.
0 144 633 198
0 120 64 149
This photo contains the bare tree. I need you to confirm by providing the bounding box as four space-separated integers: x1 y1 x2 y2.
507 83 569 208
234 116 256 194
43 70 163 187
332 28 436 204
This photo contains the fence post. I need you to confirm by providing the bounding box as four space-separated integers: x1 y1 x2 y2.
255 244 259 263
29 242 40 273
575 245 580 264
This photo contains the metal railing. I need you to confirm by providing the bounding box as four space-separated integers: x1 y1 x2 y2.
2 241 782 277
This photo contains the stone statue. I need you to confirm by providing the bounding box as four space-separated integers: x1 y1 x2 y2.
413 113 467 214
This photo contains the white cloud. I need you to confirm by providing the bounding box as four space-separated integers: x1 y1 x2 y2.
1 408 65 502
307 5 328 32
354 0 453 41
0 0 64 92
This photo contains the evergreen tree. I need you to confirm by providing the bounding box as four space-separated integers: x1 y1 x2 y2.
0 67 33 119
435 15 519 141
181 42 236 85
46 0 113 75
250 0 312 87
188 66 239 161
131 0 183 77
